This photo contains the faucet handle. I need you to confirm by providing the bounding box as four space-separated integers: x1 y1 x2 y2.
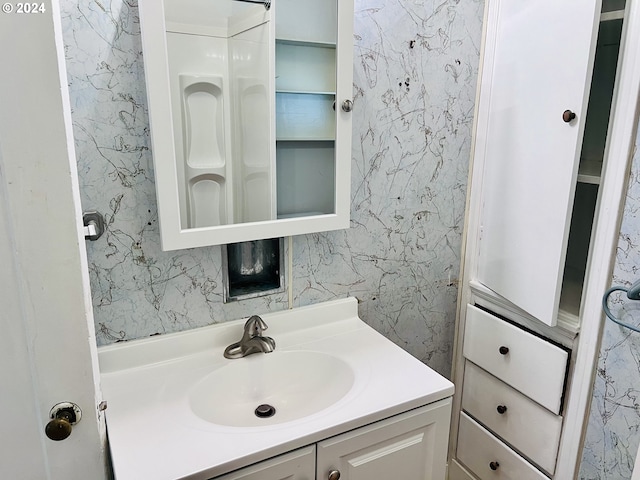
244 315 268 336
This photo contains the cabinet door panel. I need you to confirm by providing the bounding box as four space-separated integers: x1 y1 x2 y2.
475 0 600 325
213 446 315 480
317 400 451 480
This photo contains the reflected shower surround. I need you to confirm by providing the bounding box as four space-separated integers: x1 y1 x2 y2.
160 0 274 228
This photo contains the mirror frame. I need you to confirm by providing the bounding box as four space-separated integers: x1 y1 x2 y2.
138 0 354 250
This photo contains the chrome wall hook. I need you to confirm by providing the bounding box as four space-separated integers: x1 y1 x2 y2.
83 211 105 241
602 279 640 333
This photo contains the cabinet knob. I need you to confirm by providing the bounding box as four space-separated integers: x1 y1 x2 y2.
499 345 509 355
341 99 353 113
489 461 500 471
328 470 341 480
496 404 508 414
562 109 576 123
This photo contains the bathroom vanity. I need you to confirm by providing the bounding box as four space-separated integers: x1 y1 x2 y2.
99 298 454 480
449 0 640 479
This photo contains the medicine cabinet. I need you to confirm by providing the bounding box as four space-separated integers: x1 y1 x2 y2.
138 0 354 250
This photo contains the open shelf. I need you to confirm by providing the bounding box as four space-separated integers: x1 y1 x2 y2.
275 42 336 94
276 141 335 217
276 92 336 141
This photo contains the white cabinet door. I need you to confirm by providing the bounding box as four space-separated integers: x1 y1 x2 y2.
214 446 315 480
316 399 451 480
475 0 601 326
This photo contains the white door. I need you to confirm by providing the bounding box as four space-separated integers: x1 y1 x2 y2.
0 1 105 478
475 0 601 326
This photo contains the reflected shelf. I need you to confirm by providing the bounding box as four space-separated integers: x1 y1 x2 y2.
577 159 603 184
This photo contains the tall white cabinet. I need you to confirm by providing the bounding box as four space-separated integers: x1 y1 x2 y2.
450 0 639 479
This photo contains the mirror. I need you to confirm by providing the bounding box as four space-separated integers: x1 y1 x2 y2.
138 0 354 250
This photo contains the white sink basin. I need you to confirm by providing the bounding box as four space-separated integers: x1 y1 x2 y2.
99 298 454 480
189 351 354 427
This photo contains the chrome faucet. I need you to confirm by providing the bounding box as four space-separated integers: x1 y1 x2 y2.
223 315 276 359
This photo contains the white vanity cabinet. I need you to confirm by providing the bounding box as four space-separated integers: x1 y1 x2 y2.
450 0 633 479
213 400 452 480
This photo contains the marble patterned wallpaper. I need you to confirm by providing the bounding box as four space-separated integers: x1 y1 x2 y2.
579 122 640 478
60 0 483 379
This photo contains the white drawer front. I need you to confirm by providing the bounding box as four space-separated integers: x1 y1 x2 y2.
457 412 548 480
462 361 562 474
462 304 568 413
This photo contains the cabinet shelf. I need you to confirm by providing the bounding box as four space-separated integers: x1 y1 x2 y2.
276 141 335 217
275 42 336 94
577 158 603 184
277 137 335 142
276 89 336 96
276 37 336 48
600 10 625 22
276 92 335 140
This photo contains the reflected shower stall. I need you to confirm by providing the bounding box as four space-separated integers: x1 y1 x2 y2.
164 0 275 228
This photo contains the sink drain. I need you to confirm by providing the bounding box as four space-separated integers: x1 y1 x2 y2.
255 404 276 418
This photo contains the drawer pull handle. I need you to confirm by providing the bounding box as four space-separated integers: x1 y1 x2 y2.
499 346 509 355
562 109 576 123
496 405 508 414
489 461 500 471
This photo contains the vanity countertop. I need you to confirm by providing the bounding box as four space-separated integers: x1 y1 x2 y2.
99 297 454 480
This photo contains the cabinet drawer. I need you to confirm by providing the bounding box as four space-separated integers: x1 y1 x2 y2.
462 304 568 413
462 362 562 474
457 412 548 480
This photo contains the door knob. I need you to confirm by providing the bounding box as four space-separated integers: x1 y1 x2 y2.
45 402 82 441
45 416 73 441
328 470 341 480
341 100 353 113
562 109 576 123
